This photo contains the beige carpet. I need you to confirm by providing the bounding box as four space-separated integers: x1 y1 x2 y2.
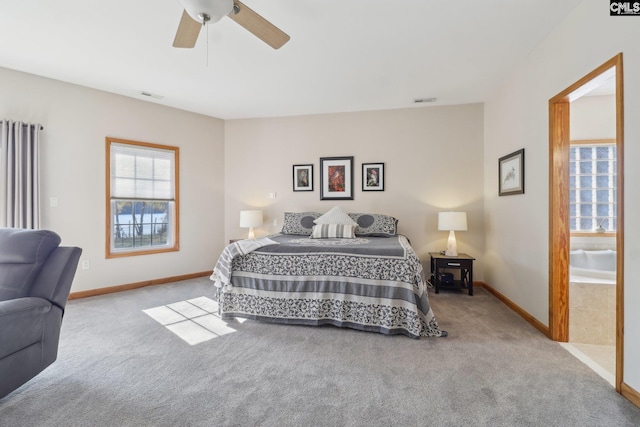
1 278 638 426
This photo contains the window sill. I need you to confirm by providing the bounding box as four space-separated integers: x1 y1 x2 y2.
570 232 616 238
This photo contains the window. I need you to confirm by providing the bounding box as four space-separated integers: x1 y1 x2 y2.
569 140 616 233
106 137 179 257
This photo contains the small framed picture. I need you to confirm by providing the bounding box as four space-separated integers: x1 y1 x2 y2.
320 156 354 200
499 149 525 196
293 164 313 191
362 162 384 191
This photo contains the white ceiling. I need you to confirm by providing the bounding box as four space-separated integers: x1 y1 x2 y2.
0 0 583 120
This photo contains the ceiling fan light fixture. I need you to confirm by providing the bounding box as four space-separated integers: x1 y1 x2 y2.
179 0 234 24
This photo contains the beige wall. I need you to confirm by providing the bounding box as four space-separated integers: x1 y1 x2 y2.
571 94 616 140
224 104 485 278
483 0 640 390
0 67 226 292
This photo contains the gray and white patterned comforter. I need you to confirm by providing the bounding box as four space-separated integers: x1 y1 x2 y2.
217 233 445 338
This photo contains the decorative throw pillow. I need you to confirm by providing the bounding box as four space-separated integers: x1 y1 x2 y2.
314 206 357 226
310 224 356 239
281 212 321 235
348 213 398 237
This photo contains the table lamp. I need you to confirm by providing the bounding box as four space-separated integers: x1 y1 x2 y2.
240 210 263 239
438 212 467 256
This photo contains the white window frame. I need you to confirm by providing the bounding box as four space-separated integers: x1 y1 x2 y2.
569 139 616 234
106 137 179 258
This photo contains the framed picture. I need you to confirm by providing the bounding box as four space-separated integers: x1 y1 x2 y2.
362 162 384 191
320 156 354 200
499 148 525 196
293 164 313 191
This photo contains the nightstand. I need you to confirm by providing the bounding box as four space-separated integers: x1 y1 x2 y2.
429 252 475 296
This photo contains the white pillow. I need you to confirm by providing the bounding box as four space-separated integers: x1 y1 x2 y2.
314 206 357 226
310 224 356 239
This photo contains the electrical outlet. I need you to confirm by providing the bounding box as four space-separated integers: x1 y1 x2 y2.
81 260 90 270
268 192 277 199
50 197 58 207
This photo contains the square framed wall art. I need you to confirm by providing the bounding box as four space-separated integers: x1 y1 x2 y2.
320 156 354 200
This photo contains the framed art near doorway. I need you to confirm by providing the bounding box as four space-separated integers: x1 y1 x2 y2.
499 149 525 196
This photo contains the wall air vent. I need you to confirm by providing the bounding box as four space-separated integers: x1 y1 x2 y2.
414 98 437 103
140 91 164 99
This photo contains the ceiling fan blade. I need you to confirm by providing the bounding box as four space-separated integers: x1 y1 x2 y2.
228 1 290 49
173 9 202 48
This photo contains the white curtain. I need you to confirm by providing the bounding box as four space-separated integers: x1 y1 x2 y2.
0 120 42 229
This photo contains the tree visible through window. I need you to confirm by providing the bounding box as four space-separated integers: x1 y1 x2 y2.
569 141 616 233
106 137 179 257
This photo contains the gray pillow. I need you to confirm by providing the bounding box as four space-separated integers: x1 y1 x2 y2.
348 213 398 237
281 212 321 235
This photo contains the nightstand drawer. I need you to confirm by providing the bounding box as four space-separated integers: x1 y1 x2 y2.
441 259 472 269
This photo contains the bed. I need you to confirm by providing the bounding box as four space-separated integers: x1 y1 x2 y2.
212 210 445 339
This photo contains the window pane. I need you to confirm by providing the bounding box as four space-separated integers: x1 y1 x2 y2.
579 175 592 188
596 161 610 173
570 160 576 174
596 175 610 188
596 190 610 202
579 161 592 174
579 190 592 203
154 158 172 181
112 200 172 250
569 203 576 217
111 142 175 199
596 203 610 216
569 189 576 204
579 147 593 160
596 146 613 159
136 157 153 179
579 204 592 216
580 218 593 230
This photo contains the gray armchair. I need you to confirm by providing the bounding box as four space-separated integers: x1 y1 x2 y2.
0 228 81 399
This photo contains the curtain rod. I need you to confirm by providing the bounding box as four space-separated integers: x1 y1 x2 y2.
1 120 44 131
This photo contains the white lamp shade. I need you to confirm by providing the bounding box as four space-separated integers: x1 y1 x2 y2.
240 210 263 228
438 212 467 231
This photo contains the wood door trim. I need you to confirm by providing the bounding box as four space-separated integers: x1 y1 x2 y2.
548 53 624 392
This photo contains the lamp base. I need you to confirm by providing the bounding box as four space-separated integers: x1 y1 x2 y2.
247 227 255 239
444 230 458 256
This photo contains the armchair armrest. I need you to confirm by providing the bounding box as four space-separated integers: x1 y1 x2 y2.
0 297 59 360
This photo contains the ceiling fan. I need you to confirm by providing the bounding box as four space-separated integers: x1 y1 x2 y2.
172 0 290 49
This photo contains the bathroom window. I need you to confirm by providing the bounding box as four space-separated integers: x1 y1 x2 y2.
569 140 616 233
106 137 179 257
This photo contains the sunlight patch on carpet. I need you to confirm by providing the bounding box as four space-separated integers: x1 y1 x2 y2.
143 297 239 345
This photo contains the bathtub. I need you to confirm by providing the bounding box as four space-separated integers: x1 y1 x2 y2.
569 249 616 284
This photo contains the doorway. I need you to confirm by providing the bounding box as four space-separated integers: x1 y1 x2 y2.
548 53 624 392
